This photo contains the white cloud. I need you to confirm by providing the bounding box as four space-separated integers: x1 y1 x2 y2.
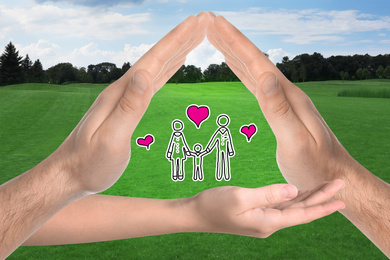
267 48 290 64
215 9 390 44
0 4 151 41
16 40 62 67
186 40 224 71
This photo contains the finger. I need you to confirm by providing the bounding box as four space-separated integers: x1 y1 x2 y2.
270 199 345 230
211 15 333 146
293 179 345 208
211 16 283 87
130 12 209 93
276 179 345 210
255 73 311 146
240 184 298 210
153 12 210 87
77 13 208 139
96 69 153 144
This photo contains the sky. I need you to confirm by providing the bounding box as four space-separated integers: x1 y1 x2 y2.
0 0 389 71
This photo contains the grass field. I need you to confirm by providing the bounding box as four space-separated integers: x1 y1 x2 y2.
1 80 390 259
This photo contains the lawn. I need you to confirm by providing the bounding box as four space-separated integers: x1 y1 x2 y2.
1 80 389 259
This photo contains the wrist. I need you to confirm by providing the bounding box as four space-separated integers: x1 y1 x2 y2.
175 195 208 234
39 153 89 200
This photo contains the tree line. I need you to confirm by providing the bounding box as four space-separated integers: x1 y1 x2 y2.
277 52 390 82
1 41 390 86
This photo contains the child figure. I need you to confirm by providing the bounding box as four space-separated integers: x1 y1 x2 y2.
187 143 209 181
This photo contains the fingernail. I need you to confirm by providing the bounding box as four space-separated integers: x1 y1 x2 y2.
132 71 149 93
262 75 279 96
282 185 297 199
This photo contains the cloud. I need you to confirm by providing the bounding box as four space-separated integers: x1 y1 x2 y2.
215 9 390 44
16 40 62 67
186 40 224 71
15 40 156 69
34 0 145 7
267 48 290 64
0 4 151 41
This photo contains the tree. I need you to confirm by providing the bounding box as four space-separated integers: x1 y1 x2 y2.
183 65 202 83
0 42 24 86
383 65 390 79
21 54 33 82
299 64 307 82
122 62 131 74
31 59 45 83
340 71 349 80
168 65 185 84
47 63 76 84
376 65 384 79
356 68 364 80
363 68 370 80
203 64 220 82
219 62 238 81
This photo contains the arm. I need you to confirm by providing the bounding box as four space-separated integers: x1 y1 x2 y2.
205 131 218 152
207 13 390 256
227 131 235 156
23 180 345 245
0 12 210 258
166 135 175 158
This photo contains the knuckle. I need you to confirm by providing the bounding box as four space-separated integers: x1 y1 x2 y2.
272 98 291 119
265 188 282 204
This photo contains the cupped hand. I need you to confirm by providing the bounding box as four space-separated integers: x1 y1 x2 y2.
187 179 345 237
207 14 357 190
49 12 212 193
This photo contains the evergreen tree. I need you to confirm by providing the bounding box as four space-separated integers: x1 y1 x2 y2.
0 42 24 86
31 59 45 82
21 54 33 82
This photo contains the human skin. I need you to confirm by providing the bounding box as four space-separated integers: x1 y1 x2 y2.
206 13 390 256
0 12 209 259
23 180 345 245
1 12 347 258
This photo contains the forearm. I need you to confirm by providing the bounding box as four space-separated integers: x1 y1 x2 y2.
23 194 192 245
337 159 390 256
0 157 84 258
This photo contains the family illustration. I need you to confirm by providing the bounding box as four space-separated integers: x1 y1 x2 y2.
166 114 235 182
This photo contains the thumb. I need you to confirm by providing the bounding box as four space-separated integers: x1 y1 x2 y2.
255 73 304 144
100 69 153 140
260 184 298 205
243 184 298 209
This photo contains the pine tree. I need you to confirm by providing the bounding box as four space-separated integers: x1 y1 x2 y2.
31 59 45 82
0 42 23 86
22 54 33 82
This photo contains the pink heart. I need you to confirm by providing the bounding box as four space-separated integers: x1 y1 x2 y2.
186 104 210 129
136 134 154 150
240 124 257 142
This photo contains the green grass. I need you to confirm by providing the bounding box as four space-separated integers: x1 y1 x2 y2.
1 80 390 259
337 80 390 98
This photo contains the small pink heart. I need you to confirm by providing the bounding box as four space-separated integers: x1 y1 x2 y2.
186 104 210 129
136 134 154 150
240 124 257 142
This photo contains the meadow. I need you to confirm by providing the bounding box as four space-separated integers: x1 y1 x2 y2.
1 80 389 259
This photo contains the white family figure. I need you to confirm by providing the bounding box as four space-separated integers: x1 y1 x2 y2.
186 143 209 181
166 119 190 181
166 113 235 182
206 114 235 181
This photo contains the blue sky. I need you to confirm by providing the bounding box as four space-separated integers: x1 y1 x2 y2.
0 0 389 70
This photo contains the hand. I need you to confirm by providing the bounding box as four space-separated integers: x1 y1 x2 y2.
186 179 345 237
207 14 356 190
48 12 210 193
